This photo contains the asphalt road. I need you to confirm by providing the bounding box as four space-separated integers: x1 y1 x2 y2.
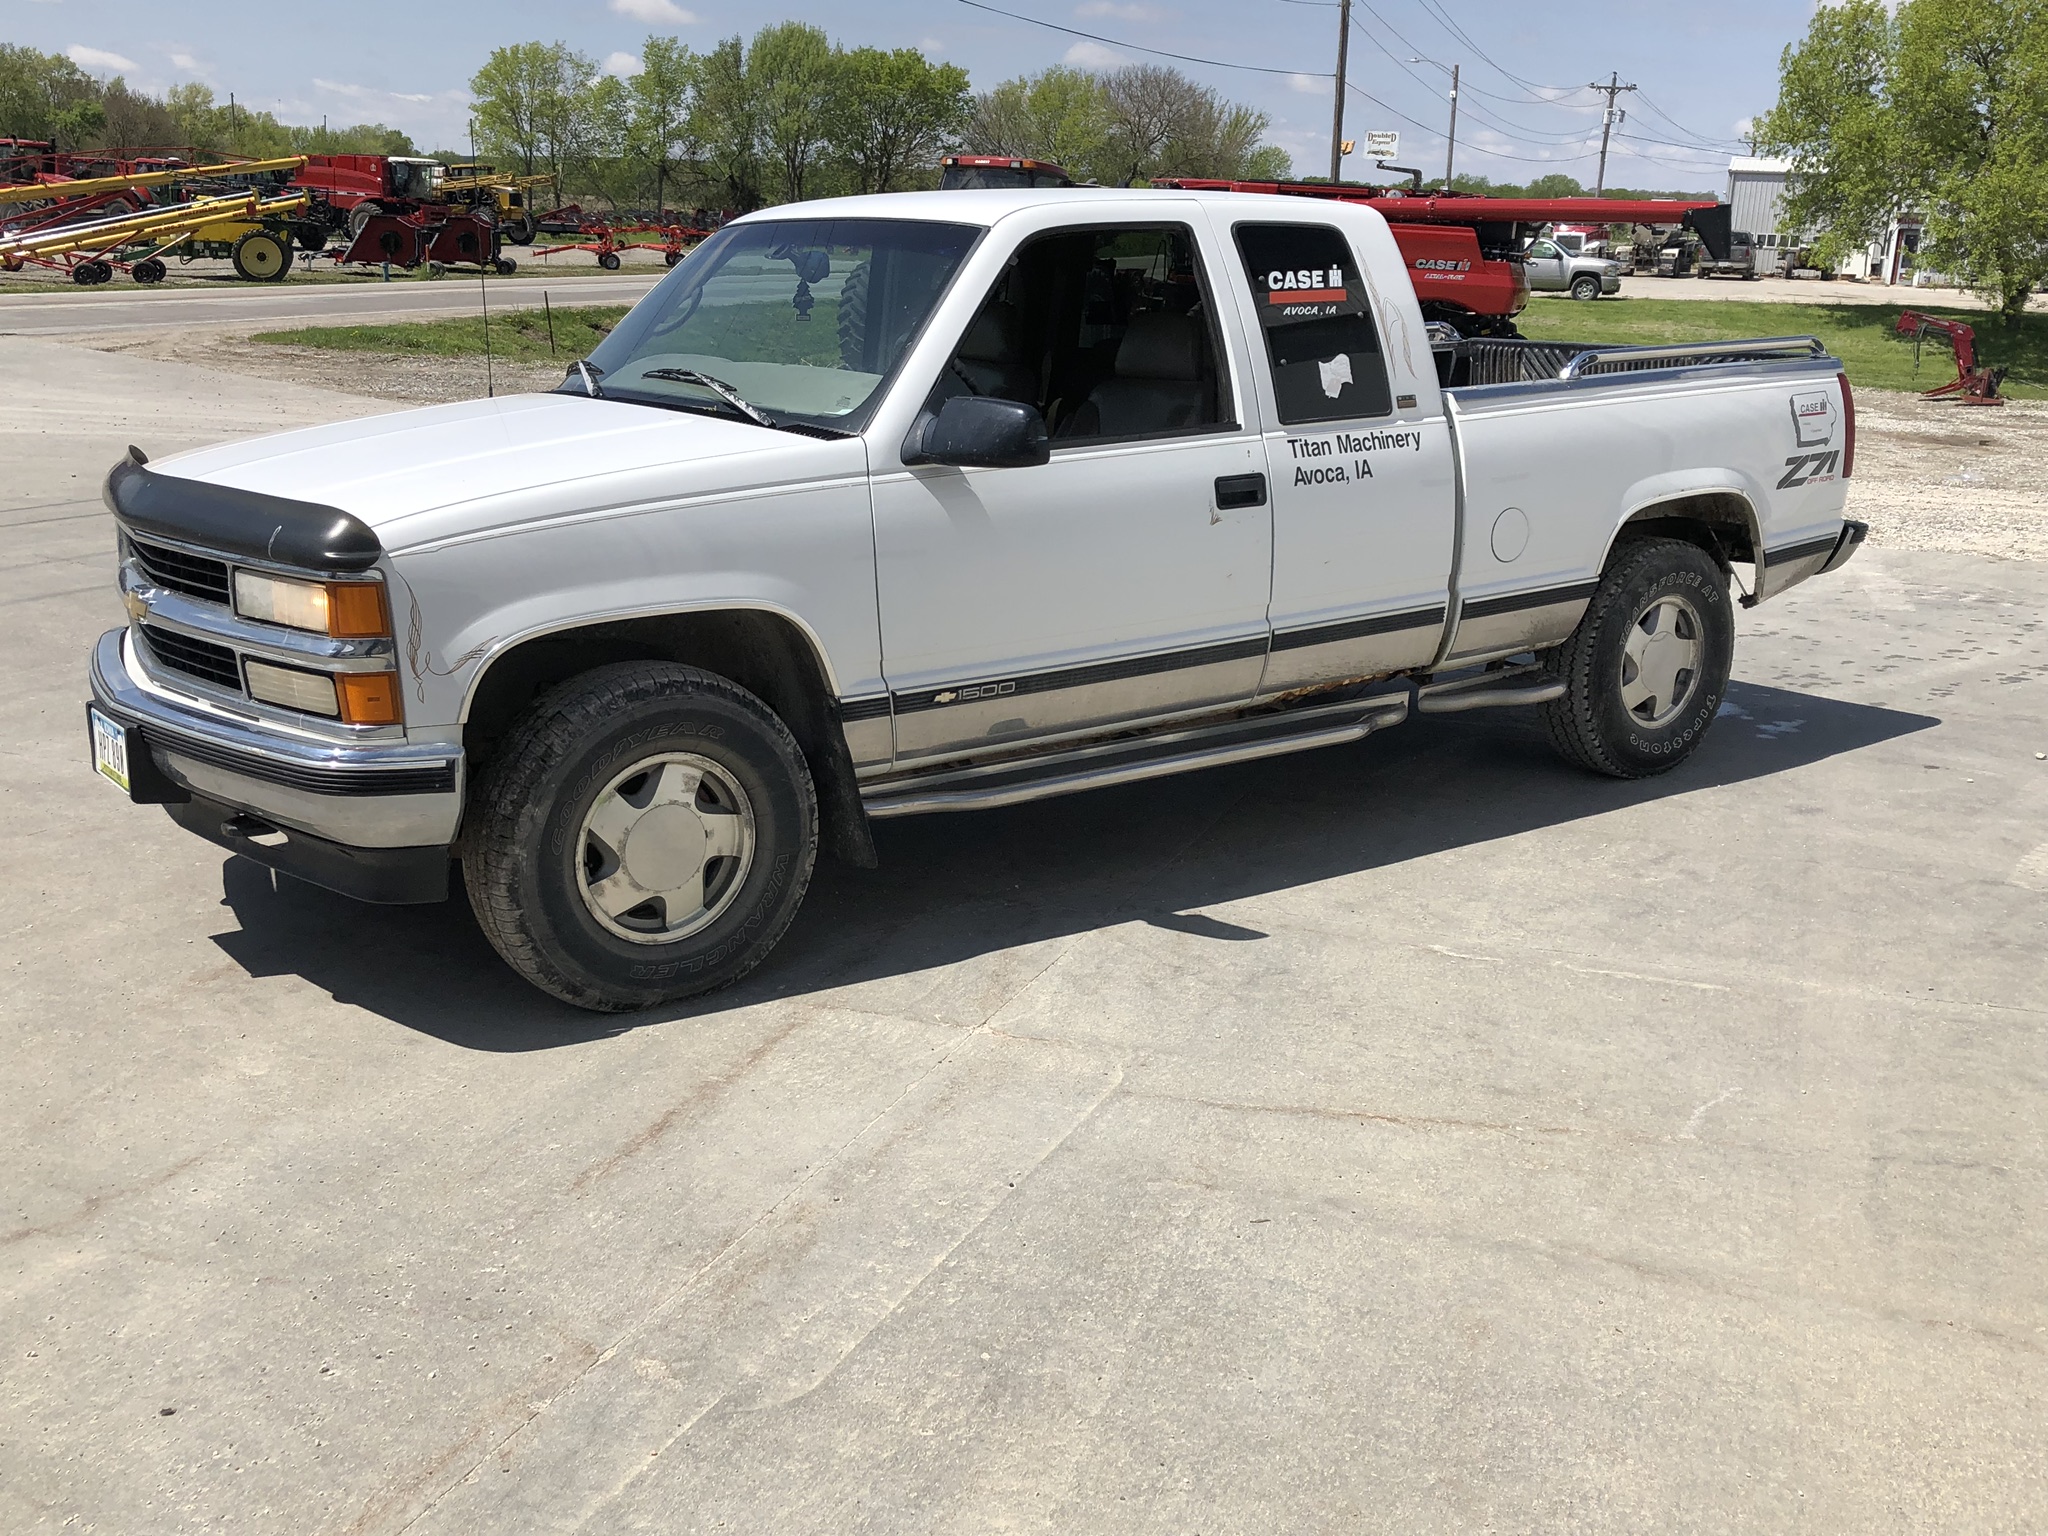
4 338 2045 1534
0 271 665 336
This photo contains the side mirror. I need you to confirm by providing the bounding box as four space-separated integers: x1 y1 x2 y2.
907 395 1051 469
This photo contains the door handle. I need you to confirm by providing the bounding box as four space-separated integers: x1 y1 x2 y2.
1214 473 1266 510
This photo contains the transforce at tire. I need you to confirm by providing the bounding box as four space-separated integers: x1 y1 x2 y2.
1539 537 1733 778
461 662 818 1011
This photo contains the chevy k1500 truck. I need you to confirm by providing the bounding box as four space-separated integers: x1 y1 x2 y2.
87 188 1867 1010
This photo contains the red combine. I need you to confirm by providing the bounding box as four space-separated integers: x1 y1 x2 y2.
1154 177 1730 337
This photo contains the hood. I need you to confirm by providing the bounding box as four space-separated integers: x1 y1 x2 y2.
153 392 863 555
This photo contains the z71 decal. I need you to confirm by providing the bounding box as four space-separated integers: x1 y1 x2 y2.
1777 449 1840 489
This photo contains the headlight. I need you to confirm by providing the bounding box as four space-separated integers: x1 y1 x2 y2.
233 571 389 638
243 659 402 724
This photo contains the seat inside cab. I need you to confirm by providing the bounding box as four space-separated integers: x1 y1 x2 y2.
929 224 1230 443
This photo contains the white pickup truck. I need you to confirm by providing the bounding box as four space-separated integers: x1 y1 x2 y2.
88 188 1866 1010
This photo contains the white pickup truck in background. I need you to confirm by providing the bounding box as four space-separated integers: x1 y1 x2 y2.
88 188 1866 1010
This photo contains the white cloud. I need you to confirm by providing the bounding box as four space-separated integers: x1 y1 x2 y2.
67 45 139 73
610 0 698 23
314 77 440 107
168 52 204 72
919 37 947 52
1287 73 1326 96
1075 0 1167 18
603 51 644 78
1062 40 1127 69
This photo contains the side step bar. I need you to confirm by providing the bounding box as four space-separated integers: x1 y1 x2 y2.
862 693 1410 819
1415 664 1564 714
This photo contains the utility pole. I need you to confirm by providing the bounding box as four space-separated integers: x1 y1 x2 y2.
1588 71 1636 196
1328 0 1352 182
1443 63 1460 187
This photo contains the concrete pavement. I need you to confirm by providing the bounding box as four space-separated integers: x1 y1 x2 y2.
2 342 2044 1534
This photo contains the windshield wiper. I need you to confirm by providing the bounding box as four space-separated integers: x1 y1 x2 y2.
638 368 778 429
568 360 604 397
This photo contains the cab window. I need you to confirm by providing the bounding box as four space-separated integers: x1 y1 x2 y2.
1233 222 1392 424
1529 239 1561 259
931 223 1233 444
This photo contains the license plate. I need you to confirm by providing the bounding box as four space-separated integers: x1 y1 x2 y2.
90 707 131 791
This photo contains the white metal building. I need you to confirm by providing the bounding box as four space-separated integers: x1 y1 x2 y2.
1723 155 1929 282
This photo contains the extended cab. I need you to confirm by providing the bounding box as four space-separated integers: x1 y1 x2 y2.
87 189 1866 1010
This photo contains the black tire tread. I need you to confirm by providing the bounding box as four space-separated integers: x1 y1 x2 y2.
1540 537 1718 779
462 661 817 1011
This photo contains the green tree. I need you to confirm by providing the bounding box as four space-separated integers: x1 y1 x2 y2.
628 38 702 212
1759 0 2048 326
1523 173 1588 199
828 47 970 194
0 46 96 140
472 41 597 180
749 22 838 204
52 100 106 152
969 67 1112 178
692 36 763 211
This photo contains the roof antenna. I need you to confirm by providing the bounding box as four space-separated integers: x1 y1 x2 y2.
471 116 494 400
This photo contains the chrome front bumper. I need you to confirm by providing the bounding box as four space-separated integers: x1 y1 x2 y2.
88 628 462 903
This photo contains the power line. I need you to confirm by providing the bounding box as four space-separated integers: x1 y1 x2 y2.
955 0 1328 77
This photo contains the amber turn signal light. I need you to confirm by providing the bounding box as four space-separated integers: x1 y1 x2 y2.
327 581 391 639
337 671 403 725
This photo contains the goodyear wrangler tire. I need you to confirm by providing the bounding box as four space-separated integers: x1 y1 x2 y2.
1539 537 1733 779
462 662 818 1011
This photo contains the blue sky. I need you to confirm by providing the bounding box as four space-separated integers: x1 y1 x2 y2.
14 0 1814 191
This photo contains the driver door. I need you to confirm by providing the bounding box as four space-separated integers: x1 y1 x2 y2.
868 217 1273 767
1524 239 1566 292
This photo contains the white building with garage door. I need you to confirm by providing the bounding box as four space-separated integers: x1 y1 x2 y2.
1725 155 1927 282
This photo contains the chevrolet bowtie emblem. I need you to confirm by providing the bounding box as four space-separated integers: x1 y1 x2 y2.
122 590 147 623
932 690 958 704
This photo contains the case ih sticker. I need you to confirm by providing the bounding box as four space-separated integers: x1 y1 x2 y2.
1790 389 1838 447
1779 389 1842 488
1266 267 1347 314
1412 257 1471 282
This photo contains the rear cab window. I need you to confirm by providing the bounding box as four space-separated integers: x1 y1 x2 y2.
1232 223 1393 424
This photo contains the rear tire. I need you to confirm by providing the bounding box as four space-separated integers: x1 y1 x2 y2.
598 250 622 271
461 662 818 1011
1539 538 1733 778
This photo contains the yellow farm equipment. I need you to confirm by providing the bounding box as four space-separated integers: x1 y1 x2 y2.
0 191 310 284
0 154 306 211
441 163 556 245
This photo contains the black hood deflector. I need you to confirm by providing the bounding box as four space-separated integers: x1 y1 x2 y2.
104 447 381 572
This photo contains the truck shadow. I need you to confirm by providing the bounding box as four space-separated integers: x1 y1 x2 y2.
206 679 1938 1050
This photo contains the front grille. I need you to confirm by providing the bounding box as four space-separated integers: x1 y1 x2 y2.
130 538 231 605
140 625 242 691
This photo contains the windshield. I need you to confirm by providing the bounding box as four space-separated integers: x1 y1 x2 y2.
575 217 981 428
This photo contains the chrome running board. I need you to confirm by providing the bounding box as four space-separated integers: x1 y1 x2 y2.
862 693 1411 819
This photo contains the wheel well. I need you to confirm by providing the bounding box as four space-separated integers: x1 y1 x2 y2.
463 610 876 867
1607 493 1758 572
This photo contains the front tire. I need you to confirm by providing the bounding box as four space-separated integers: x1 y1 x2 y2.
461 662 818 1011
1540 538 1733 778
1569 273 1602 301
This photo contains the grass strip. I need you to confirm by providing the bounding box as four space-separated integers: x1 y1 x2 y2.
1517 295 2048 398
251 305 631 364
